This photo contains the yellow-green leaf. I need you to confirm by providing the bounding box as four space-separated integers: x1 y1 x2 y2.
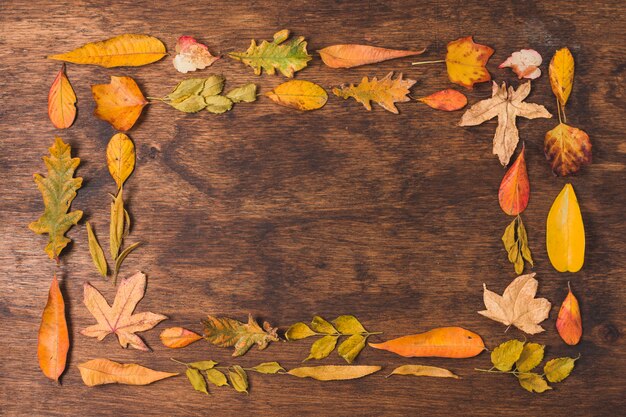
109 188 125 259
188 360 217 370
251 362 285 374
186 368 209 395
202 314 279 357
113 241 141 280
226 83 257 103
168 95 207 113
228 365 248 393
265 80 327 111
502 216 533 275
516 343 544 373
546 183 585 272
165 78 210 102
333 72 416 114
205 96 233 114
311 316 337 334
517 373 552 393
205 368 229 387
337 333 367 364
306 335 338 360
285 322 316 340
544 356 578 383
106 133 135 189
491 339 524 371
288 365 381 381
332 315 367 334
387 365 460 379
86 222 107 277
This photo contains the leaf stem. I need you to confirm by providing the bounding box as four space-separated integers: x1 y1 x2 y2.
170 358 189 367
411 59 445 65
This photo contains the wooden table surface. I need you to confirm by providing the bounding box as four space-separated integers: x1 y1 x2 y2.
1 0 624 415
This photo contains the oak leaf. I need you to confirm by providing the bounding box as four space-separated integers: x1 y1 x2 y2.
546 183 585 272
318 44 425 68
499 49 542 79
544 123 591 176
173 36 219 73
48 64 76 129
266 80 328 111
333 72 416 114
81 271 167 351
92 76 147 131
445 36 494 89
459 81 552 166
38 275 69 382
498 145 529 216
478 273 551 334
556 283 582 345
202 314 279 357
78 358 177 386
29 137 83 260
417 89 467 111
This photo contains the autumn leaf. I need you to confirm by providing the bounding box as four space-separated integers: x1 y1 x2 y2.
202 314 279 357
318 44 425 68
229 29 311 77
444 36 493 89
288 365 381 381
417 89 467 111
160 327 203 348
499 49 542 79
544 356 579 383
173 36 219 73
78 358 177 386
38 275 69 382
459 81 552 166
546 183 585 273
544 123 591 176
266 80 328 111
48 34 166 67
86 222 107 277
92 76 147 131
106 133 135 190
556 283 582 345
226 83 257 103
516 342 545 373
478 273 551 334
369 327 485 358
186 368 209 395
549 48 574 108
29 137 83 260
48 64 76 129
498 145 529 216
490 339 524 371
81 271 167 351
252 362 285 374
204 96 233 114
517 373 552 393
229 365 249 393
333 72 416 114
387 365 460 379
502 216 533 275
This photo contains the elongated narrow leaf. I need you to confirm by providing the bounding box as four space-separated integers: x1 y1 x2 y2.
546 184 585 272
549 48 574 107
288 365 381 381
86 222 107 277
38 275 69 382
388 365 460 379
318 44 425 68
369 327 484 358
266 80 327 111
502 216 533 275
48 64 76 129
110 188 125 259
106 133 135 189
78 358 177 386
113 241 142 279
160 327 203 348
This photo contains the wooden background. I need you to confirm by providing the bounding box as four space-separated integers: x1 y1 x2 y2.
1 0 624 415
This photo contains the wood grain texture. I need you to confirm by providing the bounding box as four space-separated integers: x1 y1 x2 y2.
0 0 624 415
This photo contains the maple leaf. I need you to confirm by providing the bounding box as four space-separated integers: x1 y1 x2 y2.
445 36 493 89
332 72 416 114
91 76 148 131
459 81 552 166
202 314 279 357
173 36 220 73
29 137 83 260
478 273 551 334
229 29 312 77
81 271 167 351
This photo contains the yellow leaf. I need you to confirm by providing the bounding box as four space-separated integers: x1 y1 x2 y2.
78 358 177 386
47 64 76 129
48 34 166 67
106 133 135 189
91 76 147 131
288 365 381 381
86 222 107 277
387 365 460 379
265 80 327 111
333 72 416 114
546 183 585 272
549 48 574 108
445 36 494 89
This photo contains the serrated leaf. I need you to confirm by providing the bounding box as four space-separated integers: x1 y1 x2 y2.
229 365 248 393
337 334 366 364
106 133 135 189
332 315 367 334
229 29 312 77
549 48 574 107
78 359 177 387
167 95 208 113
502 216 533 275
491 339 524 371
546 183 585 273
202 314 279 357
285 322 316 340
251 362 285 374
48 64 76 129
204 95 233 114
226 83 257 103
516 342 544 372
333 72 416 114
186 368 209 395
319 44 425 68
517 373 552 393
387 365 460 379
265 80 327 111
306 335 338 361
91 76 147 131
188 360 217 370
110 188 125 259
544 357 578 383
310 316 337 334
86 222 107 277
288 365 381 381
544 123 591 176
444 36 494 89
205 368 229 387
160 327 203 349
29 137 83 260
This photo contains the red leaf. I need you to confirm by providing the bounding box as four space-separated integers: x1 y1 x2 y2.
498 145 529 216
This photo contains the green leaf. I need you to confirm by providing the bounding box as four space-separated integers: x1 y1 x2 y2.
228 29 312 77
491 339 525 371
167 95 207 113
251 362 285 374
86 222 107 277
502 216 533 274
188 360 217 370
310 316 337 334
285 322 316 340
306 335 338 361
113 241 141 280
226 83 257 103
204 95 233 114
515 343 544 372
228 365 248 393
202 314 279 357
205 368 229 387
332 315 367 334
29 137 83 259
200 75 225 97
165 78 207 102
109 188 125 259
544 356 578 383
185 368 209 395
517 373 551 393
337 333 366 364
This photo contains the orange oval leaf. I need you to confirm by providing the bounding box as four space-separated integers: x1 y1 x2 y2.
418 89 467 111
48 64 76 129
38 275 69 382
544 122 591 176
498 144 530 216
91 76 147 131
556 283 582 345
369 327 484 358
318 44 425 68
160 327 202 348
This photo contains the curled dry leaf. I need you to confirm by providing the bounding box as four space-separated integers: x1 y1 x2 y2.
444 36 493 89
546 183 585 273
459 81 552 166
78 358 177 386
48 34 166 67
288 365 381 381
333 72 416 114
48 64 76 129
318 44 425 68
544 123 591 176
417 89 467 111
92 76 147 131
173 36 219 73
29 137 83 260
160 327 203 348
81 271 168 351
478 273 551 334
502 216 533 275
387 365 460 379
369 327 484 358
549 48 574 108
499 49 542 79
106 133 135 190
86 222 107 277
498 145 529 216
202 314 279 357
38 275 69 382
556 283 582 345
266 80 328 111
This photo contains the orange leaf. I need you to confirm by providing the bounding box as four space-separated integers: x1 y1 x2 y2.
78 358 178 386
498 144 530 216
318 44 425 68
556 283 582 345
38 275 69 382
333 72 416 114
160 327 202 348
369 327 484 358
91 76 147 131
445 36 494 89
47 64 76 129
544 123 591 176
417 89 467 111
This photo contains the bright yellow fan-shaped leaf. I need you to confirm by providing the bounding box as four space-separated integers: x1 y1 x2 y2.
546 183 585 272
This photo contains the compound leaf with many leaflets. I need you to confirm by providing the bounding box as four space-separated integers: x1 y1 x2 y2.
502 216 533 275
333 72 416 114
